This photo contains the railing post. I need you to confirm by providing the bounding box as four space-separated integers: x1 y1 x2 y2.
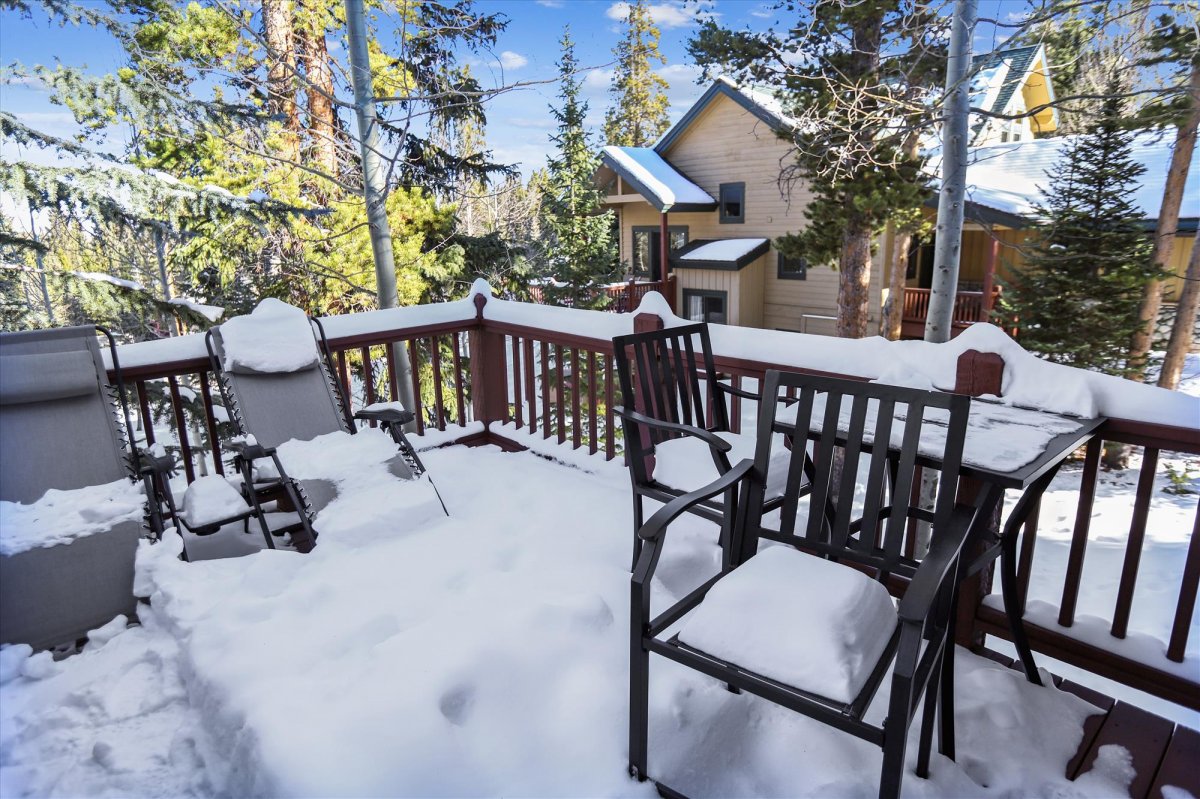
953 348 1005 649
471 293 509 429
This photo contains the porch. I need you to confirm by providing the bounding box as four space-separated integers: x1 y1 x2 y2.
4 292 1197 797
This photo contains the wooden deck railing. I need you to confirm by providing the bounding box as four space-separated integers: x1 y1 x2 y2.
901 286 1002 338
528 276 676 315
106 294 1198 713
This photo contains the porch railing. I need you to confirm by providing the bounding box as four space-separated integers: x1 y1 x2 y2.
901 286 1002 338
106 292 1198 712
528 276 676 315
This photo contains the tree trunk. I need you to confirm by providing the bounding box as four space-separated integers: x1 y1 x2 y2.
1158 232 1200 389
344 0 417 426
298 6 337 184
1130 62 1200 378
837 222 873 338
925 0 976 344
263 0 300 163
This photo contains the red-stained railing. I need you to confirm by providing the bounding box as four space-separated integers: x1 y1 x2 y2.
528 276 676 315
106 295 1198 712
901 286 1002 338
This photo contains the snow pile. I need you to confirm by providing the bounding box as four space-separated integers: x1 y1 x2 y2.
679 545 899 703
219 299 320 374
0 479 145 556
653 431 792 497
1 446 1136 797
168 298 224 323
678 238 769 262
0 615 219 797
181 477 248 529
601 146 716 210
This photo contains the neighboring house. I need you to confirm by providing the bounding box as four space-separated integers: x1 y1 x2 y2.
969 45 1058 146
597 47 1195 338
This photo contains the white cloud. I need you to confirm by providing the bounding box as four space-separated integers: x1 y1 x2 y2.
498 51 529 70
584 68 614 92
535 0 564 6
604 1 716 29
749 4 773 19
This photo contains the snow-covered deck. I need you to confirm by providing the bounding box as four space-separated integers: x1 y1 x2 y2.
1 438 1197 798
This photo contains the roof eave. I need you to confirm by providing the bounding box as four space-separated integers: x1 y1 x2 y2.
655 80 790 155
670 238 771 271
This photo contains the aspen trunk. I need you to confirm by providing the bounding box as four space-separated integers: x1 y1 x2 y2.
1158 232 1200 389
263 0 300 162
1130 62 1200 378
298 9 337 183
837 223 873 339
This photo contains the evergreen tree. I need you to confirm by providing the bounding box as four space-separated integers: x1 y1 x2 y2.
998 89 1161 376
689 1 944 338
603 0 671 147
538 28 619 309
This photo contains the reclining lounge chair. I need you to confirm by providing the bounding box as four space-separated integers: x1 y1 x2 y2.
0 326 169 650
205 299 445 532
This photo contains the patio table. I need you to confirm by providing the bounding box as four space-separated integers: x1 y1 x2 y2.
776 395 1105 686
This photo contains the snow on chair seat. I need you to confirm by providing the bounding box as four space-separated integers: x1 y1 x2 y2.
677 545 898 704
180 476 254 531
653 431 792 500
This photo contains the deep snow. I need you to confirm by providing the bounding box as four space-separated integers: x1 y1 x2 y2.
0 444 1159 799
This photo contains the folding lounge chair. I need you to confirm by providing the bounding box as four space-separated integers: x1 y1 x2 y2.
0 326 171 650
205 300 445 529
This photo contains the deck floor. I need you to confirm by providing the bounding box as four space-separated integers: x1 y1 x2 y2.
978 650 1197 799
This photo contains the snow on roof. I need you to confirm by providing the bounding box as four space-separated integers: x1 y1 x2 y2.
714 76 799 131
600 146 715 211
928 129 1200 222
678 238 770 262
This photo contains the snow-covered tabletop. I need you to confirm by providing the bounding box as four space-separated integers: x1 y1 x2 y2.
782 394 1099 482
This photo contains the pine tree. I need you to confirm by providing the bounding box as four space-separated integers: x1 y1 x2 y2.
998 89 1160 376
603 0 671 147
539 28 619 309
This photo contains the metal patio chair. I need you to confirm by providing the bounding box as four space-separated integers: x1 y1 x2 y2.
629 369 998 799
0 326 171 650
205 306 445 533
612 322 815 567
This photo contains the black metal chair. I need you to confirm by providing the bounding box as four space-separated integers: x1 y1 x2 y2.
613 322 811 567
629 369 1002 799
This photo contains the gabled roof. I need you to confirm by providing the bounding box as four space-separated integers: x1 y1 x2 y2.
655 76 796 154
670 238 771 271
599 146 717 213
969 44 1057 139
927 129 1200 229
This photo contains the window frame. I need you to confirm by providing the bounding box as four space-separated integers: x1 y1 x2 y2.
682 288 729 324
631 225 689 279
718 182 745 224
777 251 807 281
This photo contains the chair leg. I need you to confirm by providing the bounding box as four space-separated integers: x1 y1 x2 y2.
629 637 650 782
1000 530 1042 686
939 632 956 760
631 493 645 572
879 676 913 799
916 664 939 779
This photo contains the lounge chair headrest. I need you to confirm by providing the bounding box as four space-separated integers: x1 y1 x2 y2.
0 350 101 405
219 299 321 375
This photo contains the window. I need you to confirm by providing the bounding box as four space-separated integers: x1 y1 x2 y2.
683 289 727 324
632 226 689 279
777 251 807 280
719 182 745 224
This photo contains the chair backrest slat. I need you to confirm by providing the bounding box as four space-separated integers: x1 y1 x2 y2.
747 370 972 580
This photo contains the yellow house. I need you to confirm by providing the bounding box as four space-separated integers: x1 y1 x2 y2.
597 49 1198 337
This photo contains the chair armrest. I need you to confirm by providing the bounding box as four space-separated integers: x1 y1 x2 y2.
614 406 732 453
713 381 762 402
229 439 276 461
638 459 753 542
355 407 415 426
138 449 177 477
897 504 978 623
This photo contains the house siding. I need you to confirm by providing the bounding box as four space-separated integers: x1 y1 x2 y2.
614 92 883 331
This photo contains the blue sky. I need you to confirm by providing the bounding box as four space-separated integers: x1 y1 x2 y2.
0 0 1024 176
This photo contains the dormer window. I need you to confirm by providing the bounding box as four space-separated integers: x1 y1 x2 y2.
719 182 745 224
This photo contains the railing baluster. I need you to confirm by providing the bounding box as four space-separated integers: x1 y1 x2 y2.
540 341 551 439
1167 504 1200 662
452 333 466 426
386 343 400 404
588 351 599 455
571 347 582 450
523 338 536 434
1112 446 1159 639
604 352 615 460
430 336 445 431
556 345 566 445
408 339 424 435
199 373 224 476
361 346 376 427
336 350 351 406
167 376 195 483
511 336 523 429
1059 437 1102 626
136 380 156 446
